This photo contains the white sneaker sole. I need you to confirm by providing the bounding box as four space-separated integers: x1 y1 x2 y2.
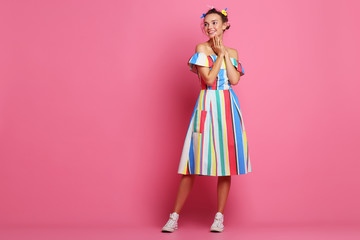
210 227 224 232
161 226 178 232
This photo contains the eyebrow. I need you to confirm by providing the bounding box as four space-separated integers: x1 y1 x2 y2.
204 19 218 23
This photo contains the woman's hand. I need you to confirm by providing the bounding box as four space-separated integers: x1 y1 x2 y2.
211 35 226 57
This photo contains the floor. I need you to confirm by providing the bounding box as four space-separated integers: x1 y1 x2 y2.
1 223 359 240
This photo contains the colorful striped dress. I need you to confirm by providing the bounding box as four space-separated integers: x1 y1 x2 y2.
177 52 252 176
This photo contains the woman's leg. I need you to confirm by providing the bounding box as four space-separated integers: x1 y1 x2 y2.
172 175 196 214
217 176 231 213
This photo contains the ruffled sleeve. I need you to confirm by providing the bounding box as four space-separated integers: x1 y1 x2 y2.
230 58 245 76
187 52 213 74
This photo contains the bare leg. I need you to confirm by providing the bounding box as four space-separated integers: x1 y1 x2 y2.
217 176 231 213
172 175 196 214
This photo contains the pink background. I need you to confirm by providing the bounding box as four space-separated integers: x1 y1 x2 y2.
1 0 360 233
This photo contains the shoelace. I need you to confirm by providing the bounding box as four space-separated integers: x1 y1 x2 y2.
212 216 224 228
165 216 177 228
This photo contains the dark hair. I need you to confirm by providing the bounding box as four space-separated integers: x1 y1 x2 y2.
200 8 231 34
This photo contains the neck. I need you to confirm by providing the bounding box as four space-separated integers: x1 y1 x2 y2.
207 36 223 44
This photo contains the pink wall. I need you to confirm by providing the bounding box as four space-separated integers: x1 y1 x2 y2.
0 0 359 228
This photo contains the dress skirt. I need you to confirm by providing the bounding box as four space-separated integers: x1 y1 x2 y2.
177 88 251 176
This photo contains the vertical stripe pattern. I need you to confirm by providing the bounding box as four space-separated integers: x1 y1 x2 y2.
177 52 251 176
178 89 251 176
188 52 245 90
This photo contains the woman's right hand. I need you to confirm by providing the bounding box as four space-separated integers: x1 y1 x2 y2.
211 35 226 57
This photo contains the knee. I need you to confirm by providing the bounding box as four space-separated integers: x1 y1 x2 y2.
218 176 231 181
182 174 196 180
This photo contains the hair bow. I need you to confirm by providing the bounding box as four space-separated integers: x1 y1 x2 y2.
200 4 215 18
200 7 228 18
221 8 228 16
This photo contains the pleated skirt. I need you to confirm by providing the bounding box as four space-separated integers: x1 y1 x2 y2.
178 89 251 176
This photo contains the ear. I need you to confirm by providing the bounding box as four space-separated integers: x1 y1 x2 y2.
223 22 228 30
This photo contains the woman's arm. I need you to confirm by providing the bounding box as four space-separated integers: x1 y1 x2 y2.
195 44 224 86
224 49 241 85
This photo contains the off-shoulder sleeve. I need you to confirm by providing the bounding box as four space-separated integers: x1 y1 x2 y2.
230 58 245 76
187 52 213 74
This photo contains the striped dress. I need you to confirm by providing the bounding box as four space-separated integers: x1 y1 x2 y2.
177 52 252 176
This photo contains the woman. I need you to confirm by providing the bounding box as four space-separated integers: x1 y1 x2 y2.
162 7 252 233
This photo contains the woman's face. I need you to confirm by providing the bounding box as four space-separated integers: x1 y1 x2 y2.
203 13 225 38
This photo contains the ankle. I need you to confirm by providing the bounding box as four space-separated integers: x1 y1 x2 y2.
170 212 179 219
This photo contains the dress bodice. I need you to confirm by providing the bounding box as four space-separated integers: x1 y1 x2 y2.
187 52 245 90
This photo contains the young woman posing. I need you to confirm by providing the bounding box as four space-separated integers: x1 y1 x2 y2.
162 7 252 233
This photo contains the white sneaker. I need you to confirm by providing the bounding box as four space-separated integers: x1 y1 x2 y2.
210 212 224 232
161 212 179 232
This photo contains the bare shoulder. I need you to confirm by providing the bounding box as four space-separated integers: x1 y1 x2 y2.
226 47 239 60
195 43 207 53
